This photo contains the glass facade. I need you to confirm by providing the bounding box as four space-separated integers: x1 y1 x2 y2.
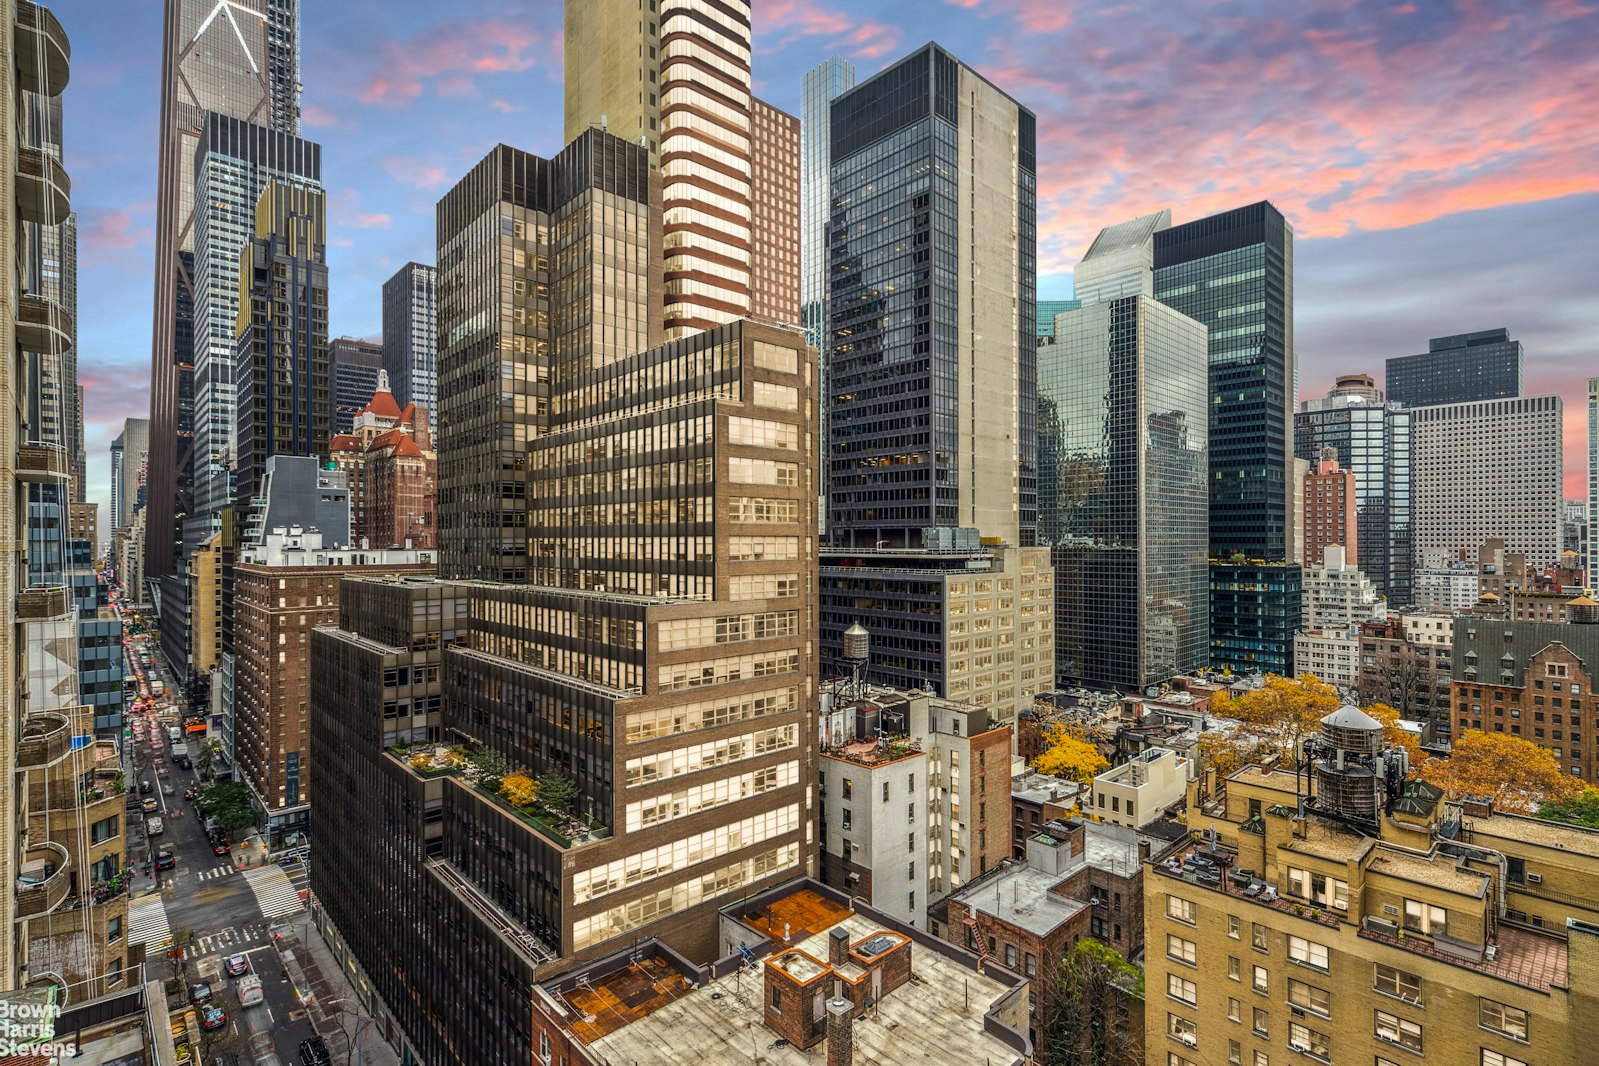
1385 328 1522 408
381 261 437 411
1210 561 1303 675
330 337 383 434
1038 295 1209 689
1295 389 1413 605
1034 299 1081 342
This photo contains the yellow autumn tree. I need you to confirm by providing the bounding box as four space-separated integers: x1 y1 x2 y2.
500 772 539 810
1032 723 1109 784
1202 674 1420 778
1419 730 1581 814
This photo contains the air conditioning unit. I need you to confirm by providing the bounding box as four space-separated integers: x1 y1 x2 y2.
1527 872 1543 884
1291 1007 1307 1019
1290 1042 1311 1054
1180 1033 1197 1047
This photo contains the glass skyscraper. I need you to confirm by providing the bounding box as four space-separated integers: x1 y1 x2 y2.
381 261 437 412
1385 328 1523 408
1296 375 1413 605
1034 299 1081 343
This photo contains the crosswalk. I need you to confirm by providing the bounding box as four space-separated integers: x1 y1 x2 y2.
193 922 269 956
242 865 306 920
127 895 172 949
195 864 235 882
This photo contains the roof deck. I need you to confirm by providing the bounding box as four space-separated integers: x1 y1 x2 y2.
556 953 696 1044
1358 922 1569 993
738 886 853 949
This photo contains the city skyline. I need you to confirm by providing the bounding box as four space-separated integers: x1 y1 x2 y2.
60 0 1599 516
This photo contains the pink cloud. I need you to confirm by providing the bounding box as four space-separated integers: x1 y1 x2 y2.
352 20 542 105
350 212 392 229
490 98 523 114
382 156 451 192
80 206 152 267
759 0 902 60
301 101 351 129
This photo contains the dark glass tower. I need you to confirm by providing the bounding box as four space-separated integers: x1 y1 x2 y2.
329 337 383 434
1385 328 1522 408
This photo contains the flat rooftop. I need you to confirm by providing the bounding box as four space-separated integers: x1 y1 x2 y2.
950 860 1088 938
555 953 695 1043
581 911 1023 1066
739 886 852 950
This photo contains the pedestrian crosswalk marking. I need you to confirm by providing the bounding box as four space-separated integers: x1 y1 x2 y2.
196 865 235 882
128 896 172 949
242 865 305 920
193 922 269 956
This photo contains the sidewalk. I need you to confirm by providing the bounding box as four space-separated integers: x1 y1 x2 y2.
272 917 400 1066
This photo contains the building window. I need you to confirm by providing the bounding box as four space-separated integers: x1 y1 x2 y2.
841 809 852 830
1252 965 1268 994
1167 934 1197 965
1253 1053 1269 1066
1478 998 1528 1041
1288 979 1330 1017
883 781 890 802
1252 923 1268 951
1168 1013 1198 1047
1168 974 1197 1005
1288 1022 1331 1061
1228 1040 1242 1065
1286 935 1329 971
1228 956 1241 981
1228 914 1241 939
1167 896 1196 925
1374 1010 1423 1053
842 778 852 800
1025 953 1036 977
1481 1051 1529 1066
1403 898 1447 936
770 987 781 1013
107 916 122 943
1227 997 1241 1022
1252 1006 1268 1037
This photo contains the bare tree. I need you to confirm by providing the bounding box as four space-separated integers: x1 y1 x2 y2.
1038 938 1144 1066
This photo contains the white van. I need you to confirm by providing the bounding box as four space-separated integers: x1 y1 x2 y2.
167 725 183 745
236 973 264 1008
147 816 165 836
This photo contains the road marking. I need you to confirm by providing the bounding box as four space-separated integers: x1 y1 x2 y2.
128 895 172 948
242 866 306 920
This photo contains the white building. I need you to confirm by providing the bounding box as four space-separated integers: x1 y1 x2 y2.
1302 545 1385 632
1412 394 1563 568
1091 747 1190 828
1413 558 1479 613
1294 630 1362 694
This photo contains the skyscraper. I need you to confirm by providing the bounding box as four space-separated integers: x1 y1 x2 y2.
749 98 801 327
1034 298 1081 343
1038 214 1210 690
380 260 436 411
329 336 383 434
1386 327 1523 408
1296 374 1413 605
435 132 660 583
564 0 797 338
826 43 1038 550
1302 447 1357 569
109 418 148 532
232 182 330 516
190 113 320 522
147 0 300 587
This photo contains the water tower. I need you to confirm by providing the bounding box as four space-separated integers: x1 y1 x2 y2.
1302 704 1409 831
842 622 870 700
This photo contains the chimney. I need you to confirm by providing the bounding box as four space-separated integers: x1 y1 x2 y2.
825 997 853 1066
1460 795 1494 819
828 926 850 968
1138 839 1152 864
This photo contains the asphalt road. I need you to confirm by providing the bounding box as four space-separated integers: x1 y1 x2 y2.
121 608 322 1065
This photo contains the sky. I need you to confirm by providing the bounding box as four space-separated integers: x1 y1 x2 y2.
64 0 1599 530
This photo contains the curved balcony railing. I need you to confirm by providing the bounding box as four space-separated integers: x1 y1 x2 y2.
16 292 74 354
16 712 72 768
16 145 70 225
16 585 71 621
14 841 71 919
15 440 71 483
14 1 71 95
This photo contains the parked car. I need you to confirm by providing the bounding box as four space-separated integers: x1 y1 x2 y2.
139 780 153 795
298 1038 331 1065
154 850 176 871
224 953 250 977
146 817 164 836
141 799 158 813
211 839 231 856
236 974 264 1008
200 1005 227 1031
189 982 213 1005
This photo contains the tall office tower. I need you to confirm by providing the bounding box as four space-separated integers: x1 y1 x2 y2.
1411 395 1563 567
1038 213 1210 690
435 132 660 583
1386 327 1523 408
828 43 1038 550
565 0 797 338
1303 447 1357 568
147 0 300 587
749 98 800 326
380 261 436 410
801 54 856 480
329 336 382 434
232 182 330 515
1590 378 1598 591
191 114 320 521
313 318 819 1065
1296 374 1413 605
1154 201 1299 673
1034 298 1081 343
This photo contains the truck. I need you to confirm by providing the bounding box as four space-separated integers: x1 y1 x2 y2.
167 725 183 745
150 680 165 696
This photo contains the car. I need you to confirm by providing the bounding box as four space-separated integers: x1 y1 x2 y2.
211 840 231 856
200 1005 228 1032
183 787 200 801
139 780 153 795
146 817 165 836
141 798 158 813
154 850 176 871
298 1038 331 1065
236 973 264 1008
189 982 213 1005
223 953 250 977
162 783 175 795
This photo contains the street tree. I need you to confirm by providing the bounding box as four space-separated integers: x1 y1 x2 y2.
196 779 257 836
1040 938 1144 1066
1421 729 1582 814
1537 787 1599 829
1031 723 1108 784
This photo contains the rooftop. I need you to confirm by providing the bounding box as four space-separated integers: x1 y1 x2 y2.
556 953 696 1043
1366 849 1488 897
1462 807 1599 853
739 887 853 950
821 737 925 769
949 859 1089 937
1358 922 1568 993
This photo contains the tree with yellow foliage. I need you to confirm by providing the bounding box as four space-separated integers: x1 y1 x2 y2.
1032 723 1109 784
1202 674 1420 778
499 772 539 810
1419 729 1581 814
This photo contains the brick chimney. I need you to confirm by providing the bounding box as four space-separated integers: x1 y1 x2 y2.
829 926 850 967
1460 795 1494 819
1138 839 1152 864
826 997 853 1066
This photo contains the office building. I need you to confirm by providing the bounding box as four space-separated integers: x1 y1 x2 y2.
816 685 1012 927
1303 447 1357 568
232 181 331 515
233 527 432 847
1034 298 1082 343
1293 629 1362 693
1038 212 1210 690
1303 545 1384 633
190 114 321 520
1386 327 1523 408
329 336 383 435
1210 562 1303 675
434 132 659 582
147 0 300 588
828 43 1038 550
1148 714 1599 1066
312 318 819 1065
749 97 801 327
1413 554 1477 613
109 416 148 533
1411 395 1562 568
801 54 856 490
380 260 436 411
1295 374 1413 604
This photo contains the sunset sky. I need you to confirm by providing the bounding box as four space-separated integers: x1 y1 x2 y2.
64 0 1599 519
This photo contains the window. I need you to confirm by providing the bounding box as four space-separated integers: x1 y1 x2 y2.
883 781 890 802
842 778 852 800
1169 1055 1198 1066
1228 956 1242 981
1372 962 1422 1003
1481 1051 1529 1066
1167 934 1197 965
1286 867 1349 911
1168 974 1197 1005
770 987 781 1013
1167 895 1196 924
107 915 122 943
908 861 916 882
1403 898 1447 936
841 809 852 830
1252 965 1269 994
1025 953 1036 978
1168 1013 1198 1046
1228 1040 1243 1065
1252 1006 1269 1037
1254 1053 1269 1066
1252 923 1268 951
1374 1010 1423 1053
1478 998 1528 1041
1228 914 1242 939
907 890 915 912
1005 944 1018 968
1227 997 1242 1022
1287 936 1328 971
1288 1022 1330 1060
1288 979 1330 1017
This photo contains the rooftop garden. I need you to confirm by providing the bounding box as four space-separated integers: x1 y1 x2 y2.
390 741 609 848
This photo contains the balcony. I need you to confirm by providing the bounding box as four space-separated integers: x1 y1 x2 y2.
15 292 74 353
16 585 71 620
15 712 71 768
14 841 70 919
14 0 70 95
16 145 70 225
15 440 70 483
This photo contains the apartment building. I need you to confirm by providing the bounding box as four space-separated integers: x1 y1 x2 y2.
1093 747 1190 829
1357 614 1454 736
1295 630 1362 694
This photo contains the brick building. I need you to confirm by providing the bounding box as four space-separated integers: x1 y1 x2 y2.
1303 447 1357 569
328 370 436 549
1357 614 1454 739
